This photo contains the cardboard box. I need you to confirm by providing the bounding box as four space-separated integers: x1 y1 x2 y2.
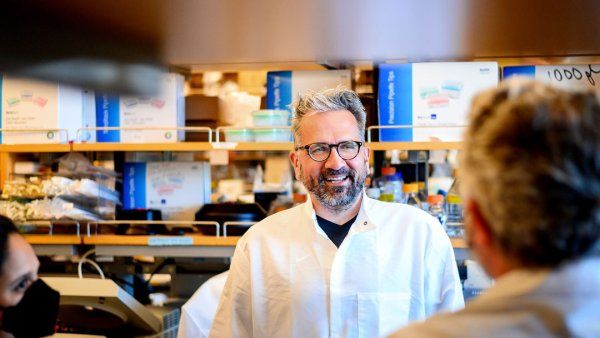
377 62 499 141
266 70 352 112
185 94 219 121
123 162 211 220
0 76 94 144
503 64 600 89
95 73 185 143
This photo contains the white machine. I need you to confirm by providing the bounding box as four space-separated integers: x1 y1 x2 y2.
43 277 178 337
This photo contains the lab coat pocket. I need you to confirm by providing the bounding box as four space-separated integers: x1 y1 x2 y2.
358 292 411 338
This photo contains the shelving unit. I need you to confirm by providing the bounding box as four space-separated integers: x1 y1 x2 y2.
73 142 214 152
2 129 467 257
84 235 240 258
0 144 71 153
0 141 461 154
22 233 467 256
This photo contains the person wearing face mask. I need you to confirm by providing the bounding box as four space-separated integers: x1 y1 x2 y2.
208 88 464 338
0 215 59 338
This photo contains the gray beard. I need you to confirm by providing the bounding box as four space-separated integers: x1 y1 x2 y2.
301 165 366 213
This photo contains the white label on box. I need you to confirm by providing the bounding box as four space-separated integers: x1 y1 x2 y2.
96 73 184 143
124 162 211 220
378 62 499 142
1 76 59 143
411 63 498 141
1 76 89 144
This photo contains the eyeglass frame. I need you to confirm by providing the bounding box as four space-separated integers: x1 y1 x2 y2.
294 140 364 162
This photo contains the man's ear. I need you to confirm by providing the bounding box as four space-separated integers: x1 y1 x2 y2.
464 198 494 249
289 150 301 180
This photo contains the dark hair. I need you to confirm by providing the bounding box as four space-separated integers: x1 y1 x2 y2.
0 215 19 273
461 79 600 268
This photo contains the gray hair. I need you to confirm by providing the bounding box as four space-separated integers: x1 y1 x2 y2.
460 78 600 268
291 87 366 145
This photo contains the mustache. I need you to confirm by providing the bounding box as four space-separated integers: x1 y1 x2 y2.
318 167 354 182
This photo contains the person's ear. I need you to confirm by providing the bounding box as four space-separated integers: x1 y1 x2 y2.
464 198 494 250
289 150 301 180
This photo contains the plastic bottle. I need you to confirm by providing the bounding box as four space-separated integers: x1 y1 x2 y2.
402 183 422 208
445 179 464 238
377 167 404 203
427 194 446 226
417 181 429 211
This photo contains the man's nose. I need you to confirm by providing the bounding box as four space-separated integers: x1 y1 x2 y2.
324 147 347 170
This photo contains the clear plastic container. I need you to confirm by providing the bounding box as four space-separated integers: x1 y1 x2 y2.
403 182 422 208
253 128 292 142
427 194 446 227
377 167 403 203
252 110 291 126
224 129 254 142
445 179 464 238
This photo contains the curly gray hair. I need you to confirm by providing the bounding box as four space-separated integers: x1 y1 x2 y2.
460 78 600 268
291 87 366 145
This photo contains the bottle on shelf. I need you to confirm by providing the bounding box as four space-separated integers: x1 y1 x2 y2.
445 178 464 238
427 194 446 227
417 181 429 211
377 166 404 203
403 183 422 208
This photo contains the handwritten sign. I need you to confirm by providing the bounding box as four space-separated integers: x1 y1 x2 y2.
504 64 600 89
147 236 193 246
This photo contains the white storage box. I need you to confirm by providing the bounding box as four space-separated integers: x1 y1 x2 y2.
503 64 600 89
378 62 499 142
0 76 95 144
123 162 211 220
95 73 185 143
266 70 351 112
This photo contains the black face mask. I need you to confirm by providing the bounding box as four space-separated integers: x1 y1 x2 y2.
2 279 60 337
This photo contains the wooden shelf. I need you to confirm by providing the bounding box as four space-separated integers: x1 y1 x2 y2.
26 233 465 248
0 144 71 153
367 142 462 151
73 142 214 152
82 234 240 246
223 142 293 151
0 142 462 153
24 234 82 245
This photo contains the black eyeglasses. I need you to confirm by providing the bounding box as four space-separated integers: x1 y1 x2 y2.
294 141 363 162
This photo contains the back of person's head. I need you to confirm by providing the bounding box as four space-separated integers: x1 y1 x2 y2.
0 215 19 274
460 79 600 268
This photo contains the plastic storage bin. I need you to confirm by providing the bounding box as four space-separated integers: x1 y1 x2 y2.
252 110 290 126
253 128 292 142
224 129 254 142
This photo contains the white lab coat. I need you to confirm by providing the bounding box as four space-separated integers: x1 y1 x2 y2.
388 257 600 338
178 271 229 338
210 195 464 338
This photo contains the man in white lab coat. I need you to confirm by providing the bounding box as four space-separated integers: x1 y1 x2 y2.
390 79 600 338
209 87 464 338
